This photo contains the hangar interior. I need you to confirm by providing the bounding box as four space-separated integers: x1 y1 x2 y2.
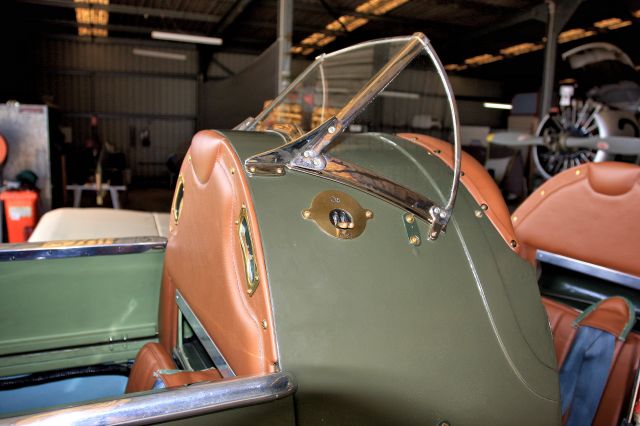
0 1 639 425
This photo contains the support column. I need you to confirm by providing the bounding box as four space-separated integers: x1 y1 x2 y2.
539 0 584 116
277 0 293 91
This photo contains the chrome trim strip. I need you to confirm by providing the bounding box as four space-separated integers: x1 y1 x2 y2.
0 237 166 262
175 290 236 378
291 157 438 226
536 250 640 290
0 371 296 425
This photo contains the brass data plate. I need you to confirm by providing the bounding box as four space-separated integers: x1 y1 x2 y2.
302 190 373 239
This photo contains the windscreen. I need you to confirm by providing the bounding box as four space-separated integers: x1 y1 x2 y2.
252 39 408 135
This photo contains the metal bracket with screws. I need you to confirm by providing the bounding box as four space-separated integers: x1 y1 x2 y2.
403 213 422 246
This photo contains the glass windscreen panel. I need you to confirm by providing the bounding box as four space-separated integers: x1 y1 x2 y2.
253 39 408 135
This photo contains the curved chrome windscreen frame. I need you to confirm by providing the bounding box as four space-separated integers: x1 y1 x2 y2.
243 33 461 240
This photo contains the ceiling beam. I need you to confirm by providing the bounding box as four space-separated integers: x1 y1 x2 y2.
17 0 223 23
286 0 508 26
214 0 254 35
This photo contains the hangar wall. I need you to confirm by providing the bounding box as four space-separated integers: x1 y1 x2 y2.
36 37 506 183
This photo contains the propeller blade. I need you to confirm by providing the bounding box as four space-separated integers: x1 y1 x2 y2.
487 132 544 147
565 136 640 155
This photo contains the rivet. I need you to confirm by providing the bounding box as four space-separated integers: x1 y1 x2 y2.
540 190 545 196
276 167 284 174
365 210 374 219
405 214 415 223
409 235 421 246
249 166 256 173
439 211 447 219
480 203 488 211
510 240 518 248
302 209 311 219
328 126 336 134
575 169 581 176
234 220 239 225
230 167 235 175
430 231 438 238
313 158 322 167
261 320 268 329
475 210 483 218
303 150 314 158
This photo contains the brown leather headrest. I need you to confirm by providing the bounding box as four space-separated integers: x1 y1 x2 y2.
189 130 223 185
576 297 636 341
588 162 640 196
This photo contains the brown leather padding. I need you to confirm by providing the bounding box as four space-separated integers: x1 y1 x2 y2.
126 342 177 393
156 369 223 389
579 297 634 339
396 133 519 252
543 297 640 426
513 162 640 276
160 130 278 377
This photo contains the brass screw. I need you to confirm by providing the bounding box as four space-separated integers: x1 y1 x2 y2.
261 320 268 329
230 167 236 175
302 209 311 219
575 169 581 176
365 210 374 219
249 166 256 173
512 216 518 222
405 214 415 223
540 190 545 196
475 210 483 218
276 167 284 174
409 235 420 246
480 203 488 211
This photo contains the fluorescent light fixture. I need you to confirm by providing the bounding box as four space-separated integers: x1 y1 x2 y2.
593 18 631 30
558 28 596 44
464 54 503 66
445 64 468 71
500 42 544 56
380 91 420 100
151 31 222 46
133 48 187 61
483 102 513 110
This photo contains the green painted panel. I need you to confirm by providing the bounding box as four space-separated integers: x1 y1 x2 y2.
0 251 163 362
224 131 561 425
159 396 295 426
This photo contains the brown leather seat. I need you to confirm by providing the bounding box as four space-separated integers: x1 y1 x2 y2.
127 130 278 392
543 297 640 426
512 162 640 276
